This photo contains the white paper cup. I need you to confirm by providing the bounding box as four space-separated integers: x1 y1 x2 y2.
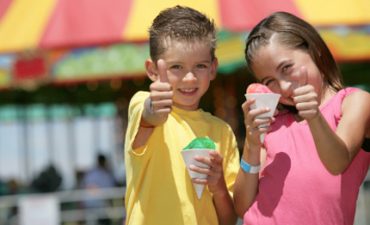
245 93 281 118
181 149 212 199
245 93 281 142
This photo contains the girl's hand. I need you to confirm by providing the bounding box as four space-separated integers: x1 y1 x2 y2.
190 151 227 196
293 84 319 121
292 66 319 121
242 98 273 148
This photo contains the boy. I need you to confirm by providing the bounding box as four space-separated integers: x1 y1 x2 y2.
124 5 239 225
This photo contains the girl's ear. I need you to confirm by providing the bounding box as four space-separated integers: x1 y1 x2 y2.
210 57 218 81
145 59 158 82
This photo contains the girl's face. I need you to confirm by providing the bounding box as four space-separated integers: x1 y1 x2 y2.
250 36 323 106
157 40 217 110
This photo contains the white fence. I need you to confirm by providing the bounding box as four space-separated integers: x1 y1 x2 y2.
1 183 369 225
0 187 125 225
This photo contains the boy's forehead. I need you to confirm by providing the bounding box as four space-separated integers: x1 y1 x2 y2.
162 38 211 52
162 37 210 47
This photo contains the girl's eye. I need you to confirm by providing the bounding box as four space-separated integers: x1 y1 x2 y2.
282 64 292 74
263 79 278 90
263 79 274 86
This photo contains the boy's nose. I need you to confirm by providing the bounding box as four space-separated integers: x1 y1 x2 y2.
183 71 196 80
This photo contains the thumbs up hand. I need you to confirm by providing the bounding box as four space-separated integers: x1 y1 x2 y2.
146 59 173 124
292 66 319 121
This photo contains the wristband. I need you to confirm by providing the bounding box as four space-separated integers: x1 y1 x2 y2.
240 159 260 174
145 97 154 114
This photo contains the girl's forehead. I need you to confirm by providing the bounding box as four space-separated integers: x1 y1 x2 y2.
251 45 296 77
253 37 302 65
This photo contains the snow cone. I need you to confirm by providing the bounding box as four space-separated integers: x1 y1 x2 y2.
245 83 281 143
181 137 215 199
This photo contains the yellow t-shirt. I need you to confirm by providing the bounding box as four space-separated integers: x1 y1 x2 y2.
124 91 240 225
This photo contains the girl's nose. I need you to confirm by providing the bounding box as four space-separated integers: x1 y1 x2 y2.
279 80 293 97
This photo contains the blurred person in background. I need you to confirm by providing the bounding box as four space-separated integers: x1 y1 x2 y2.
30 164 62 193
81 153 117 225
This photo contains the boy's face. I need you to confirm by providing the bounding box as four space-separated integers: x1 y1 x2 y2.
147 40 217 110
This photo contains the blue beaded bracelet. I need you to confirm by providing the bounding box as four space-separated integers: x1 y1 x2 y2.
240 159 260 174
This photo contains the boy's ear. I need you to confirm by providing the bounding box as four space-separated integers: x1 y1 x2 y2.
210 57 218 81
145 59 158 82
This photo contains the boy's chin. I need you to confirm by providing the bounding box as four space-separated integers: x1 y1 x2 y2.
173 102 199 111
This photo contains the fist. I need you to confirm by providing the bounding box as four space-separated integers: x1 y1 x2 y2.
149 59 173 118
291 66 319 121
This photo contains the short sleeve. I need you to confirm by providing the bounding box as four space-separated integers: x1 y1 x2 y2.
220 124 240 197
124 91 149 154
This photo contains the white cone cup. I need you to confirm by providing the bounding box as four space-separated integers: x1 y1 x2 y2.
181 149 212 199
245 93 281 143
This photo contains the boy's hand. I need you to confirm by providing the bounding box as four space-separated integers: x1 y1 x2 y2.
148 59 173 122
191 151 228 196
292 66 319 121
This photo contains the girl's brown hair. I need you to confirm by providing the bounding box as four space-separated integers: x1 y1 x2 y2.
245 11 343 91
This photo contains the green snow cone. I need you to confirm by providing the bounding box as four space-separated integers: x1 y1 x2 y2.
182 137 215 199
183 137 216 150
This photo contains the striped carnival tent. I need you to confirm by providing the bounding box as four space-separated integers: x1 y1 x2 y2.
0 0 370 88
0 0 370 52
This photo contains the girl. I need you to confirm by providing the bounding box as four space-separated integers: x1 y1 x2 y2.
234 11 370 225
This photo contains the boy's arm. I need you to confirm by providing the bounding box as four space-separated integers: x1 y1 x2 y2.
132 59 173 148
204 151 237 225
192 134 238 225
212 177 237 225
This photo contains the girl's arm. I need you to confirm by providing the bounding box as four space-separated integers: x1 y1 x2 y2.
310 90 370 174
233 143 262 217
233 100 270 217
303 89 370 174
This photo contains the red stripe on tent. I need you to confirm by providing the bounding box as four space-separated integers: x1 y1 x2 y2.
40 0 133 49
0 0 12 21
219 0 301 31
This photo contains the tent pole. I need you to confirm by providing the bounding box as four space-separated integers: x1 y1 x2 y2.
19 105 31 183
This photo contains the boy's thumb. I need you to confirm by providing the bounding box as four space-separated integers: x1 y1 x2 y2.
157 59 169 83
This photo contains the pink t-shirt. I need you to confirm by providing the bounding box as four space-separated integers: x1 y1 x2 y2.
243 88 370 225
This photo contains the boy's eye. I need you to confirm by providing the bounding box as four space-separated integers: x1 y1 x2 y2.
170 65 182 70
196 64 208 69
